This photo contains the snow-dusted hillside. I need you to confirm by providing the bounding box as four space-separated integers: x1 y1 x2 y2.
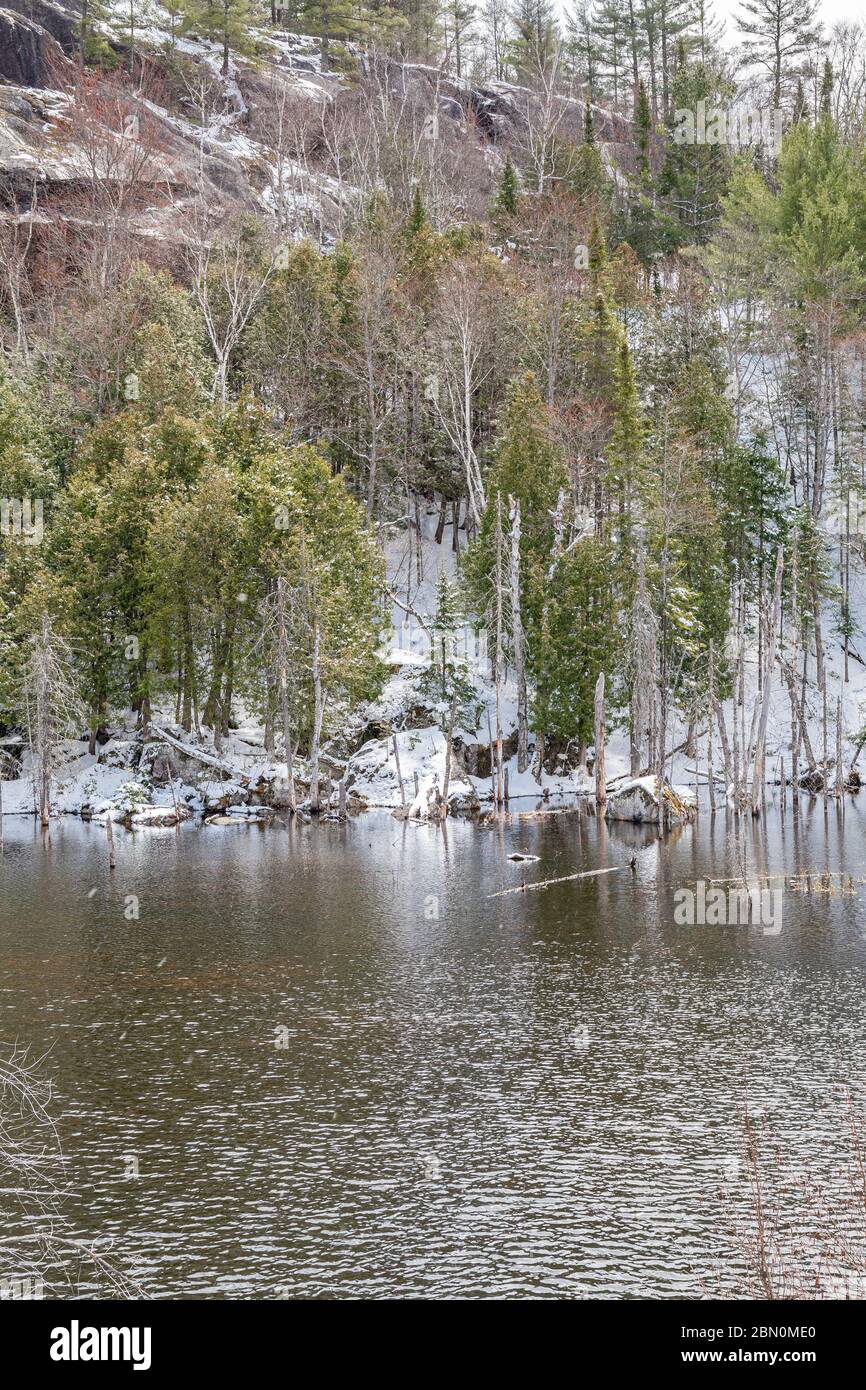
0 3 631 245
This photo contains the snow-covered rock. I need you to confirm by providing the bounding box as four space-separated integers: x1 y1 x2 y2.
605 777 697 825
130 804 192 827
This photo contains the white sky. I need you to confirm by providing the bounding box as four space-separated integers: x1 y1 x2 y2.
712 0 862 27
553 1 864 31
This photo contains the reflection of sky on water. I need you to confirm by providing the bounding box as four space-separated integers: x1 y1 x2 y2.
2 800 866 1297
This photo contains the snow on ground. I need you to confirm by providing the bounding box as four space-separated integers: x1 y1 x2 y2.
3 504 865 824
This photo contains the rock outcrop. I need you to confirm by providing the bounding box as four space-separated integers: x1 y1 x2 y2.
605 777 697 825
0 9 70 88
1 8 630 239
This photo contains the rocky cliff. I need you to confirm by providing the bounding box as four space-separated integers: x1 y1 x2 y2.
0 4 630 242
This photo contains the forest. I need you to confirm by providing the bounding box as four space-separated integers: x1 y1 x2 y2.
1 0 864 822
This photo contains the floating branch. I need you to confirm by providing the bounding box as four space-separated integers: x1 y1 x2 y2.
487 866 620 899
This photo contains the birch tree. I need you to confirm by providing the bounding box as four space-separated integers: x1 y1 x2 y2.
23 616 81 827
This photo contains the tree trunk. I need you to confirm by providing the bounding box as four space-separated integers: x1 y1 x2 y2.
778 657 818 772
393 732 406 810
707 643 716 814
508 496 529 774
494 495 505 809
751 547 784 816
532 732 545 782
629 694 641 778
441 694 457 815
712 696 733 791
594 672 606 809
309 623 323 813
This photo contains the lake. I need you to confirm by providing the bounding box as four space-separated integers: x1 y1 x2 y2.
2 797 866 1299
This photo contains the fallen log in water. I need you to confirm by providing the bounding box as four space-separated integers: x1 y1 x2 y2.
487 866 620 899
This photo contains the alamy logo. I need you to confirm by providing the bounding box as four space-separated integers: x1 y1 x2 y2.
672 101 784 154
825 490 866 537
0 1274 43 1299
0 496 43 545
674 880 783 935
50 1321 152 1371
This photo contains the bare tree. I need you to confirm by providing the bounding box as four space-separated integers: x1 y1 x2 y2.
750 545 784 814
515 41 574 197
0 1043 144 1298
23 616 81 827
256 578 301 812
0 176 38 365
184 210 276 407
508 494 529 772
428 260 500 530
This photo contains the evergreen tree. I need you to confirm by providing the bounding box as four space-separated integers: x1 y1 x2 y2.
792 75 807 123
820 57 833 119
181 0 262 75
510 0 560 80
635 77 652 173
658 51 732 245
111 0 154 74
567 1 603 100
416 571 476 719
532 538 618 749
443 0 476 77
77 0 112 66
397 0 442 62
736 0 822 108
464 374 569 672
407 183 428 235
492 154 520 222
300 0 372 67
595 0 631 109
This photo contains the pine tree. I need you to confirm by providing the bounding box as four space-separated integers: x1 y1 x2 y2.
820 57 833 119
492 154 519 222
567 1 603 100
417 571 475 718
181 0 262 75
792 75 806 123
398 0 442 63
510 0 560 81
736 0 822 109
595 0 630 109
606 337 644 535
77 0 111 66
161 0 187 54
407 183 428 235
111 0 154 74
588 211 608 273
635 77 652 173
300 0 371 68
658 50 731 245
443 0 476 77
464 374 568 681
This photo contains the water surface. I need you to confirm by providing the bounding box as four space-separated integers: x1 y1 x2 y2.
2 797 866 1298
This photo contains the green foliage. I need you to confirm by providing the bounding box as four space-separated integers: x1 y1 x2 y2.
464 373 568 623
532 538 617 745
658 55 732 246
406 183 428 235
773 115 866 304
492 155 519 222
178 0 263 72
